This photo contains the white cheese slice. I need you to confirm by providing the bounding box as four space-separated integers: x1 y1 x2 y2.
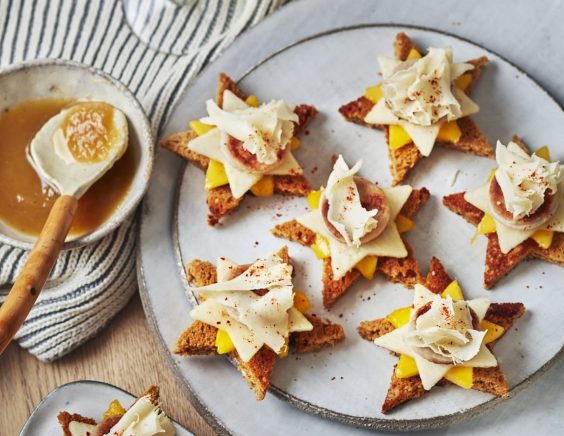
364 99 401 125
222 90 249 111
467 297 491 322
68 421 97 436
187 128 224 161
266 151 303 176
400 120 441 157
216 257 241 282
377 55 401 79
454 87 480 117
543 178 564 232
194 252 292 293
223 160 262 198
383 185 413 217
190 299 263 362
238 286 293 352
363 100 442 157
464 183 490 212
288 308 313 332
413 354 451 390
466 344 498 368
373 324 412 355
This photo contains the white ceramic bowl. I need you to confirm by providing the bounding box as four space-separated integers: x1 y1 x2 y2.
0 59 153 250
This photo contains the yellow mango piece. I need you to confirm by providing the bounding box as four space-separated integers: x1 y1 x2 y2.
245 95 260 108
307 189 323 210
407 48 422 60
103 400 126 420
441 280 464 301
386 306 412 329
395 214 416 233
189 120 215 136
437 120 462 143
293 290 312 313
364 84 383 104
389 124 412 150
355 255 378 280
395 354 419 378
445 366 473 389
215 329 235 354
488 168 497 182
455 73 473 91
480 320 505 344
290 137 301 151
532 229 554 249
311 234 331 259
478 214 496 234
204 160 229 190
250 175 274 197
534 145 552 162
278 342 289 358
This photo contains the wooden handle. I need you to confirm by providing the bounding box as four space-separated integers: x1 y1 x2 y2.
0 195 78 354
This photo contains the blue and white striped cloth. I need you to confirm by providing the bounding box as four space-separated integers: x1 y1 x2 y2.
0 0 286 361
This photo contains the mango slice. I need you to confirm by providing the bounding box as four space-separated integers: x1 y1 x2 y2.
532 229 554 249
364 84 383 104
204 160 229 190
307 189 323 210
293 290 312 313
389 124 412 150
455 73 473 92
395 354 419 378
437 120 462 143
441 280 464 301
311 234 331 259
290 137 301 151
534 145 551 162
395 214 416 233
478 213 497 234
250 175 274 197
355 255 378 280
480 320 505 344
215 329 235 354
278 338 289 358
103 400 126 420
445 366 473 389
189 120 215 136
245 95 260 108
407 48 422 60
386 306 412 329
488 168 497 182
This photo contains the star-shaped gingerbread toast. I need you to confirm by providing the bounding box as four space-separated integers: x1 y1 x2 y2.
339 32 493 185
160 73 318 225
358 257 525 413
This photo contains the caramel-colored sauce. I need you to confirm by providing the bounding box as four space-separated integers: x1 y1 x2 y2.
62 101 116 163
0 98 136 238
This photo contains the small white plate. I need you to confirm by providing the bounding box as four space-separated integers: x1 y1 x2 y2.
20 380 193 436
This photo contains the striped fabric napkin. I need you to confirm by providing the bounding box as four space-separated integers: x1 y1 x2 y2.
0 0 287 361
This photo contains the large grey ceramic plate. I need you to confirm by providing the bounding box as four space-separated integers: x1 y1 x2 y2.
19 381 192 436
138 0 564 434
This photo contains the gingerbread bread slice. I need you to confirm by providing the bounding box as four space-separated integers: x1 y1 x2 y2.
174 247 345 400
160 73 318 225
272 187 430 308
339 32 492 185
358 257 525 413
443 135 564 288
